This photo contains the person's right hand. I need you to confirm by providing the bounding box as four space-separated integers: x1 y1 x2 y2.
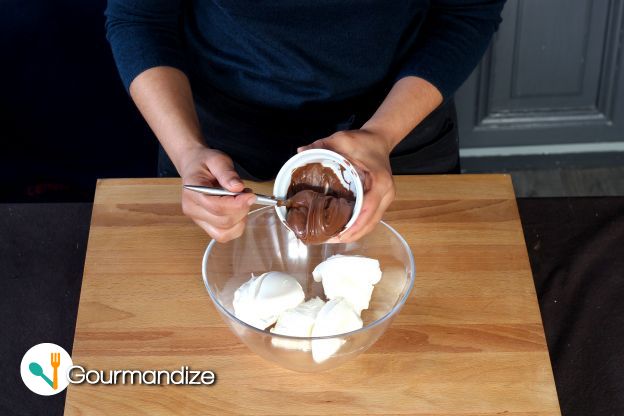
178 145 256 242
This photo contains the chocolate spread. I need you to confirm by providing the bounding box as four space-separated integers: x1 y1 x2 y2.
285 163 355 244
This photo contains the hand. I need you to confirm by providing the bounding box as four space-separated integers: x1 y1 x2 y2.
178 145 256 242
298 128 395 242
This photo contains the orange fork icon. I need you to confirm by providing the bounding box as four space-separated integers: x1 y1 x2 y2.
51 352 61 390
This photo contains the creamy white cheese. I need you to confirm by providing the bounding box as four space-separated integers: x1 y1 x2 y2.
271 297 325 337
270 297 325 351
232 272 304 330
312 255 382 314
311 297 363 363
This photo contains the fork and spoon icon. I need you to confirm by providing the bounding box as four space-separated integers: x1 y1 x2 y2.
29 352 61 389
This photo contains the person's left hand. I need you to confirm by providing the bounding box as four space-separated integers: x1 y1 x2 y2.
297 128 395 243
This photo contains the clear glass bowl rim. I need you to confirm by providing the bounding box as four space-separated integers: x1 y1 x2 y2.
202 206 416 341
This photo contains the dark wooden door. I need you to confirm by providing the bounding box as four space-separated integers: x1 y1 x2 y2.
456 0 624 166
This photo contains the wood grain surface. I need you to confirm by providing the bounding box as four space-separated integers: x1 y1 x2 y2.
65 175 560 415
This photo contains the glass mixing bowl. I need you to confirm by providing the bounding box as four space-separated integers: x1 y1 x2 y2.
202 206 415 372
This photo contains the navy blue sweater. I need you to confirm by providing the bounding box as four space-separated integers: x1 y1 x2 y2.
105 0 504 110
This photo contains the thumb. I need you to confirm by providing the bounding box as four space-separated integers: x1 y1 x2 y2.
297 139 327 153
208 153 244 192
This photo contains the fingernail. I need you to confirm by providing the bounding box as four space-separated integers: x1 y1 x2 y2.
247 197 256 206
230 179 243 187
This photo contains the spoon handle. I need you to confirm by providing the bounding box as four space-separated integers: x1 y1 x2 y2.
29 366 54 387
183 185 280 206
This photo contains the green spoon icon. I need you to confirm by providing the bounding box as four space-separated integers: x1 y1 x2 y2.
29 362 54 388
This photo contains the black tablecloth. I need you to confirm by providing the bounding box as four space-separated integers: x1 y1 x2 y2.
1 198 623 415
0 204 91 416
518 198 624 416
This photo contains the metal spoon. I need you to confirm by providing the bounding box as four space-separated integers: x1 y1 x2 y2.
183 185 291 207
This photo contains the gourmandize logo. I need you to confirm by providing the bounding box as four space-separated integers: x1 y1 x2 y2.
20 343 73 396
21 343 216 394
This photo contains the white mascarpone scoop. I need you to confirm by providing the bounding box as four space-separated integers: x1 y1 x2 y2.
233 271 305 330
312 255 382 314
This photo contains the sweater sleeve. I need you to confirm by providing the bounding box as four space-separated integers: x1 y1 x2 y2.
397 0 506 99
105 0 187 90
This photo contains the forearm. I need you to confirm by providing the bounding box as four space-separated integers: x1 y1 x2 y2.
129 66 204 172
395 0 505 99
362 76 442 153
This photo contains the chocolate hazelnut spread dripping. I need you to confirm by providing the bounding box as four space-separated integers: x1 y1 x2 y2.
285 163 355 244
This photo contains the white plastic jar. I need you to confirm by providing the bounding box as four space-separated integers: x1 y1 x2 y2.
273 149 364 238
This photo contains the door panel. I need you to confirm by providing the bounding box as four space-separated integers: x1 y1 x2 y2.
456 0 624 150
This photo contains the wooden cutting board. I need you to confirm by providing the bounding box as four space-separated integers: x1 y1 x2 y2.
65 175 560 415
